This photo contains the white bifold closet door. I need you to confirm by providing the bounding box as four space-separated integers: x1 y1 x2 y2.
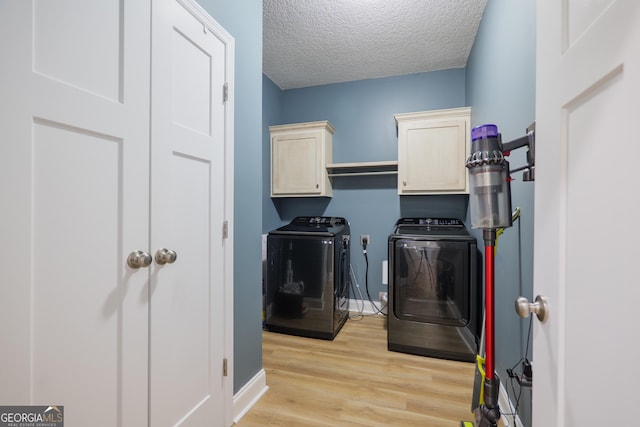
0 0 231 425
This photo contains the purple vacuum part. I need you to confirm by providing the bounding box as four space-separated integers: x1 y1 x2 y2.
471 124 499 141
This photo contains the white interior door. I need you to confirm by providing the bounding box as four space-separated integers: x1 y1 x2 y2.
534 1 640 425
149 0 231 425
0 1 150 425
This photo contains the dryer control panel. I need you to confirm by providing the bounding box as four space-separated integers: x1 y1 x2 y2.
293 216 347 227
396 218 464 228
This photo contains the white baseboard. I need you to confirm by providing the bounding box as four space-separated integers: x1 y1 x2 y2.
232 368 268 424
348 298 387 316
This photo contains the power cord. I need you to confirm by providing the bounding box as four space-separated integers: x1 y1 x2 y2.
362 237 386 316
501 209 531 427
504 317 532 427
348 264 366 320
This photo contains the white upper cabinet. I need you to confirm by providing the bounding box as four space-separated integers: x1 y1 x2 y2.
395 107 471 195
270 120 335 197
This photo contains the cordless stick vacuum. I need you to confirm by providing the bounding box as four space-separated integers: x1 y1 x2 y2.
461 123 535 427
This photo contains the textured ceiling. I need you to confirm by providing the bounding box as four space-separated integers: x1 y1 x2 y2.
263 0 489 90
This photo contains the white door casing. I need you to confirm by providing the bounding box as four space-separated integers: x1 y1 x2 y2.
534 1 640 426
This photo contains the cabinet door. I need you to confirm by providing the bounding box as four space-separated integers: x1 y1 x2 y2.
0 1 150 425
271 132 322 196
399 118 468 194
149 0 231 425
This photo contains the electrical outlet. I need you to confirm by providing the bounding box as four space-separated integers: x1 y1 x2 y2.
360 234 370 246
382 260 388 285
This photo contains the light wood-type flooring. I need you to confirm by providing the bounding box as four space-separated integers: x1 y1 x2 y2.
235 314 491 427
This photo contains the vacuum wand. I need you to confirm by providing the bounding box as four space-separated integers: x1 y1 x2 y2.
483 230 496 381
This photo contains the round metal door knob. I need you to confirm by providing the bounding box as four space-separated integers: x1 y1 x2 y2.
515 295 549 323
127 250 152 269
155 248 177 265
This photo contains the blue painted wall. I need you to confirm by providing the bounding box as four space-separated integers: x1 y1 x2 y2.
263 76 284 229
263 70 469 306
467 0 536 425
196 0 264 393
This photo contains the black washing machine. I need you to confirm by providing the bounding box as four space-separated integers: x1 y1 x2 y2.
265 216 350 340
387 218 481 362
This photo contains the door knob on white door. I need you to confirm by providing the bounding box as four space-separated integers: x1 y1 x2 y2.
127 250 153 269
515 295 549 322
155 248 177 265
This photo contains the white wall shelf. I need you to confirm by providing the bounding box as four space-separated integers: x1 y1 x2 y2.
326 161 398 177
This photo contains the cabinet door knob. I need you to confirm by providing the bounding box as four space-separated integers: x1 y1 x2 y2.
403 180 407 186
316 184 319 189
127 250 152 269
155 248 177 265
